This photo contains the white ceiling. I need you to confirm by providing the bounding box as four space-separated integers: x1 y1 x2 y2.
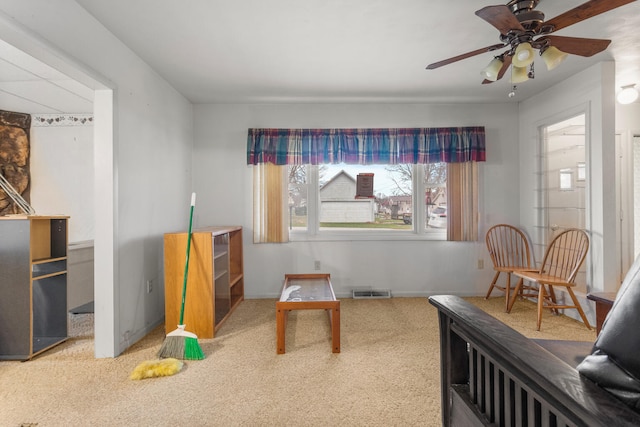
2 0 640 114
0 39 93 114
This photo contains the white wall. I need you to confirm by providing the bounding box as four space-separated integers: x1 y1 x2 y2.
615 100 640 273
30 121 96 311
616 102 640 131
0 1 194 356
30 123 94 243
193 103 520 298
67 242 94 310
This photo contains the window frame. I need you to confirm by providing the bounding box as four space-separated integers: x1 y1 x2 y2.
289 164 447 242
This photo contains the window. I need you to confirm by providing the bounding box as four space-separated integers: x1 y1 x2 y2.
288 164 308 229
559 168 574 191
287 162 451 239
248 126 484 242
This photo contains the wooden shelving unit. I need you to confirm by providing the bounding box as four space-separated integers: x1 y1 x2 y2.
0 215 69 360
163 226 244 338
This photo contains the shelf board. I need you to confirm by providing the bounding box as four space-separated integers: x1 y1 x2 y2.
32 270 67 281
32 256 67 265
214 270 229 281
230 273 243 287
32 336 67 355
230 295 243 310
214 251 228 260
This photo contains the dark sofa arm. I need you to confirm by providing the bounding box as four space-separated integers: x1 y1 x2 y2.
428 295 640 427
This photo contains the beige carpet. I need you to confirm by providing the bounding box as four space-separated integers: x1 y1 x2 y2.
0 297 596 427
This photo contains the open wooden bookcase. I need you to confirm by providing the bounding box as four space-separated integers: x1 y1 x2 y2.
163 226 244 338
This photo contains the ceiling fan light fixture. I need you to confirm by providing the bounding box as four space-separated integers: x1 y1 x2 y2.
617 84 639 105
540 46 568 71
481 57 504 81
511 65 529 83
511 65 529 84
512 42 535 67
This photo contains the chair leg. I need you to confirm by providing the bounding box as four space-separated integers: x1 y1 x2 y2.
507 278 523 313
566 287 593 330
537 284 546 331
485 271 500 299
547 285 559 315
504 273 512 312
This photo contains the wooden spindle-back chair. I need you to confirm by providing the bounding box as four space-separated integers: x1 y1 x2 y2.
485 224 532 311
510 228 591 331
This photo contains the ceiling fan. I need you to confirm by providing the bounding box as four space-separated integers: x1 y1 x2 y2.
426 0 637 85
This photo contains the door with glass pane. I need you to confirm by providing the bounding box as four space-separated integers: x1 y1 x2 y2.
539 114 587 291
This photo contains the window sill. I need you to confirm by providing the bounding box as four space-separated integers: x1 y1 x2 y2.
288 229 447 242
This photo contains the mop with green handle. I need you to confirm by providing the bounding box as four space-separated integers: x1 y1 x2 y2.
157 192 205 360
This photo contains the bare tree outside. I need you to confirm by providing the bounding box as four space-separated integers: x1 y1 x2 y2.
288 165 306 184
289 164 330 185
384 163 447 226
288 165 308 229
384 163 446 194
424 163 447 188
384 164 412 195
424 163 447 228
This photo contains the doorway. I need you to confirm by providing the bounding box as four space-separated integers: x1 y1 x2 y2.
0 23 116 357
539 114 587 291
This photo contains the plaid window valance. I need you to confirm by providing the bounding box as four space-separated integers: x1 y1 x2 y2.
247 127 486 165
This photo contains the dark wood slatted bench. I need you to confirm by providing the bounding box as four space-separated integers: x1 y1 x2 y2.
429 295 640 427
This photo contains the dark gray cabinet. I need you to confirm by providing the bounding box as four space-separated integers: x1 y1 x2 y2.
0 215 69 360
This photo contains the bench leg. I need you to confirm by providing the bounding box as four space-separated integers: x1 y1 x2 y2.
276 307 287 354
331 305 340 353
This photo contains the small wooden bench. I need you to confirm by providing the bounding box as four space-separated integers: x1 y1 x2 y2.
276 274 340 354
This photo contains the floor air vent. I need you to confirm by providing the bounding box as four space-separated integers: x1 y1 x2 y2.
352 289 391 299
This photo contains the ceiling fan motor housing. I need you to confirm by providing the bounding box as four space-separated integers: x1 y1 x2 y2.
507 0 539 14
515 10 545 30
508 0 545 30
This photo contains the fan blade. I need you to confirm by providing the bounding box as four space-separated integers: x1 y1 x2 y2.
483 55 513 84
475 5 525 35
495 54 512 81
542 35 611 57
544 0 636 33
426 43 506 70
